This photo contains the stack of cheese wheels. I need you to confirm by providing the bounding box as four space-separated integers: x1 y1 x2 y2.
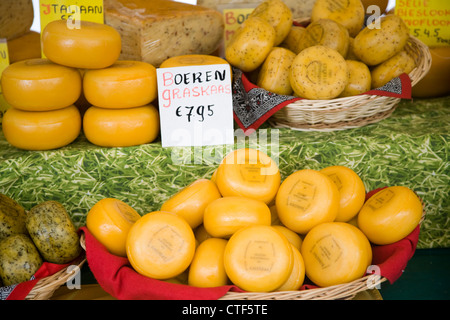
39 19 160 148
1 58 82 150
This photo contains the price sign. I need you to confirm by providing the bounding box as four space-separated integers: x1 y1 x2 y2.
157 64 234 148
0 39 11 124
395 0 450 47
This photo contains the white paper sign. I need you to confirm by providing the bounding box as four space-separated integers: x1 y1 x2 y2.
157 64 234 148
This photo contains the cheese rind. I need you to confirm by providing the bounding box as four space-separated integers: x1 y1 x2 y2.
42 20 121 69
83 61 158 109
1 59 82 111
7 31 41 64
2 105 81 150
104 0 224 67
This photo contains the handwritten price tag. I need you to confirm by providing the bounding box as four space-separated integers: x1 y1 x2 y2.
395 0 450 47
157 64 234 148
0 39 11 123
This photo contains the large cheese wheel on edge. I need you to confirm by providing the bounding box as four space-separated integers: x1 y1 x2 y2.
86 198 142 257
126 211 196 280
83 61 157 109
82 104 160 147
275 169 340 234
2 105 81 151
1 59 82 111
42 20 121 69
215 148 281 204
301 222 372 287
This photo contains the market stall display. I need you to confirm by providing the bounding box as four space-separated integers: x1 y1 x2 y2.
0 0 448 301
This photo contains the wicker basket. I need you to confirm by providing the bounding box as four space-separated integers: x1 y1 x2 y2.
268 35 432 131
25 236 86 300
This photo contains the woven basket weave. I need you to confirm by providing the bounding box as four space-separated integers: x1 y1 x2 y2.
25 237 86 300
268 35 432 131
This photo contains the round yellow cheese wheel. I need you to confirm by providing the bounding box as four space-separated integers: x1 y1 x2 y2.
83 61 157 109
1 58 82 111
249 0 293 46
2 105 81 151
357 186 423 245
276 244 305 291
188 237 229 288
257 47 297 95
301 222 372 287
160 179 222 229
275 169 340 234
160 54 229 69
194 224 212 245
289 45 348 100
215 148 280 204
371 50 416 89
225 17 276 72
272 225 302 251
86 198 141 257
203 196 271 239
82 104 160 147
42 20 121 69
126 211 196 280
281 25 306 54
320 165 366 222
339 60 372 97
223 225 293 292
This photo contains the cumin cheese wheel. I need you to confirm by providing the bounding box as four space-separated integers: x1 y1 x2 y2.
301 222 372 287
257 47 296 95
371 50 416 89
42 20 121 69
224 225 294 292
203 196 271 239
225 17 276 72
289 45 348 100
0 58 82 111
86 198 141 257
83 61 157 108
249 0 293 46
0 193 27 242
160 178 222 229
320 165 366 222
188 237 229 288
281 25 306 54
126 211 196 280
215 148 280 204
339 60 372 97
276 244 305 291
357 186 423 245
82 104 160 147
2 105 81 151
275 169 340 234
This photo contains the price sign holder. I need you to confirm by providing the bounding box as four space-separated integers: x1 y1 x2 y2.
0 39 11 124
157 64 234 148
395 0 450 47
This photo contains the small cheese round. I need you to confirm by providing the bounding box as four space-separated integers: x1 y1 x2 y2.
225 17 276 72
160 54 229 68
290 45 348 100
1 58 82 111
249 0 293 46
42 20 121 69
257 47 297 95
357 186 423 245
224 225 293 292
126 211 196 280
301 222 372 287
2 105 81 151
272 225 302 251
82 104 160 148
371 50 416 89
188 237 229 288
275 169 340 234
281 25 306 54
83 61 157 109
86 198 142 257
276 244 305 291
320 165 366 222
203 196 271 239
160 179 222 229
215 148 280 204
339 60 371 97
